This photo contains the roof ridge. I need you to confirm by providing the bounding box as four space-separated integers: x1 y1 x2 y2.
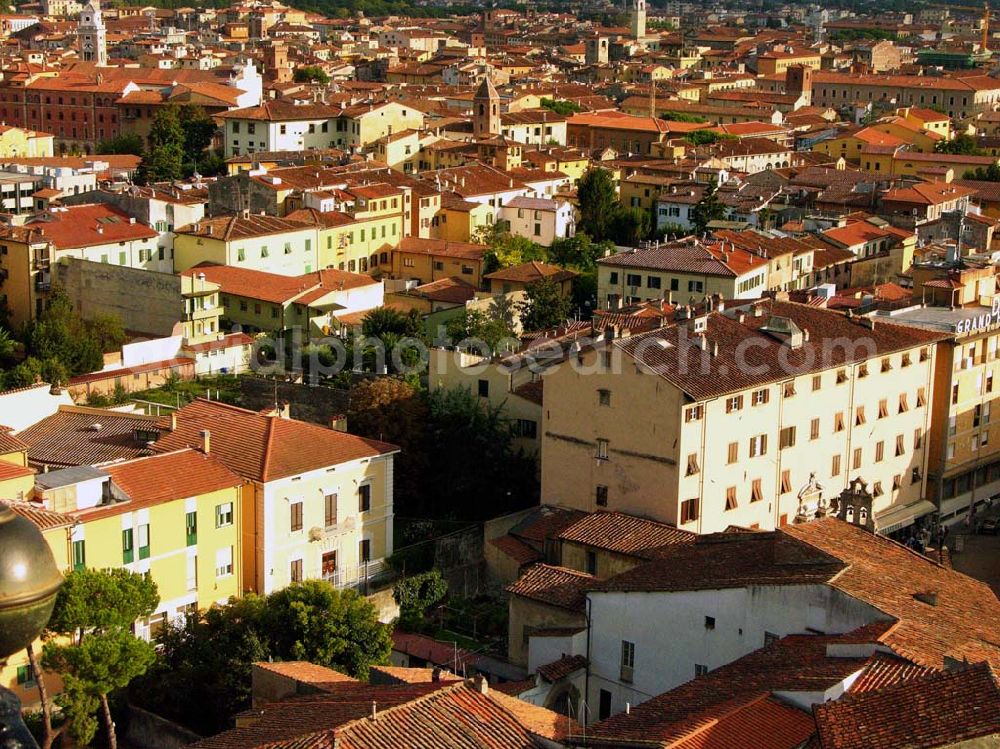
334 680 470 736
261 413 277 482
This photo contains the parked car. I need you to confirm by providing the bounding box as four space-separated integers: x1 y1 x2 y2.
981 516 1000 535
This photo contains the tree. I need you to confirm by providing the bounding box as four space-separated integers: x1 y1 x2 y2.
178 105 218 174
936 133 983 156
474 224 546 272
548 233 615 272
133 582 390 735
41 568 159 749
266 581 392 679
393 570 447 631
684 129 737 146
294 65 331 84
444 307 516 352
578 168 620 242
690 179 727 234
609 206 651 245
540 97 581 116
519 278 571 333
661 111 706 123
965 163 1000 181
137 103 185 183
96 132 144 156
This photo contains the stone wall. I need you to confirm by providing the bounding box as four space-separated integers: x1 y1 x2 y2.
239 375 350 426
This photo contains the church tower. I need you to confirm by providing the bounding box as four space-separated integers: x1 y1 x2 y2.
631 0 646 40
473 75 500 138
78 0 107 66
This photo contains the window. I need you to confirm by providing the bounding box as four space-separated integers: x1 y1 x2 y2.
620 640 635 682
478 379 489 397
17 664 36 687
764 631 780 647
685 405 704 422
596 485 608 507
186 554 197 591
704 616 715 630
832 454 841 477
837 369 848 384
598 389 611 406
290 501 303 532
138 524 150 560
781 470 792 494
858 363 869 378
834 412 845 432
216 502 233 527
912 467 922 484
122 528 134 564
359 484 372 512
726 486 738 510
695 664 709 677
810 418 820 441
872 481 884 498
686 453 700 476
952 384 959 405
626 273 641 287
898 394 909 414
596 439 609 460
749 434 767 457
917 387 926 407
881 357 892 373
681 497 699 523
290 558 303 583
855 406 866 426
783 381 796 398
893 474 902 491
779 426 796 449
726 395 744 413
599 690 612 721
750 479 763 503
902 353 911 368
359 539 371 563
752 388 769 406
585 550 597 575
727 442 738 464
72 540 85 570
647 276 661 289
185 511 197 546
878 399 889 419
914 428 923 449
875 441 884 463
812 375 822 391
324 493 337 527
853 447 863 470
215 546 233 577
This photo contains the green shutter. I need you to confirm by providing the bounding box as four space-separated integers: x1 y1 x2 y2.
122 528 134 564
138 524 150 560
72 540 85 570
186 511 197 546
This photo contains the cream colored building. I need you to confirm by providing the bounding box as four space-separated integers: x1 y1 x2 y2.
172 214 320 276
155 399 398 594
541 298 944 534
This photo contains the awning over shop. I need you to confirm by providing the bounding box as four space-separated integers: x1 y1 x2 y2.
876 499 936 535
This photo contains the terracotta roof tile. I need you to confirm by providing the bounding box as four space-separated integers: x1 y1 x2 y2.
488 534 543 566
557 511 695 558
506 563 593 612
2 499 75 531
254 662 356 685
536 654 587 682
0 460 34 481
814 663 1000 749
484 261 578 285
154 400 397 483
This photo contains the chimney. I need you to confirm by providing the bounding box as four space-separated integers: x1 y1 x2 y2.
473 674 488 694
200 429 211 454
170 412 178 431
370 701 377 721
432 667 442 682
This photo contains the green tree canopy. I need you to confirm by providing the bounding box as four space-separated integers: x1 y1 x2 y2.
42 568 159 749
294 65 331 84
936 133 984 156
690 178 727 234
518 277 571 332
137 103 185 183
96 132 145 156
540 97 582 116
577 167 619 241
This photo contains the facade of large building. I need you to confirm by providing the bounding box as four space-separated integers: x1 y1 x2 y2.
541 298 944 534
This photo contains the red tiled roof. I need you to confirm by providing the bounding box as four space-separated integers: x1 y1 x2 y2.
254 661 357 684
506 563 593 612
153 399 397 483
396 236 488 261
536 654 587 682
484 261 578 285
12 203 156 249
813 663 1000 749
557 511 695 558
182 263 375 306
670 693 816 749
96 449 242 519
488 534 542 566
847 653 935 694
0 460 34 481
785 519 1000 669
2 499 75 531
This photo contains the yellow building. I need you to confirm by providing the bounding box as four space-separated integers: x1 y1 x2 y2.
896 106 952 140
757 49 823 76
0 124 54 158
540 298 944 534
391 236 488 289
172 214 320 277
154 399 399 595
371 129 437 174
434 194 494 242
858 147 1000 178
0 203 160 327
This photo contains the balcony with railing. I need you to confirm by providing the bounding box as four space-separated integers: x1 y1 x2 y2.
322 558 389 592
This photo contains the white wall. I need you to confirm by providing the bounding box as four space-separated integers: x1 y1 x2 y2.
586 584 886 722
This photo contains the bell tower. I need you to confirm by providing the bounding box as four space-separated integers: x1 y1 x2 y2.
473 75 500 138
78 0 107 66
631 0 647 40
